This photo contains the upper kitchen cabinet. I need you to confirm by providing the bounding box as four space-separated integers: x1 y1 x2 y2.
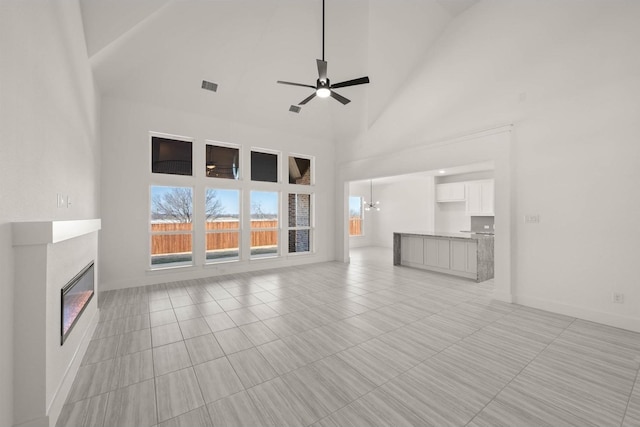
466 179 494 216
436 182 466 202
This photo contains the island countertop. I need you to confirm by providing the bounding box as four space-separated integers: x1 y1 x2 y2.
394 231 495 240
393 231 494 282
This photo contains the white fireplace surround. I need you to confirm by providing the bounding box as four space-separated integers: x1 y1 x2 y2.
12 219 101 427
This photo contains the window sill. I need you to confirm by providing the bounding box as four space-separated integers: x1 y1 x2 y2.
146 264 197 273
287 251 314 258
204 259 240 267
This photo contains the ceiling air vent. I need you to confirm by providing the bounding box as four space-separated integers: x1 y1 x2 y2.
201 80 218 92
289 105 301 113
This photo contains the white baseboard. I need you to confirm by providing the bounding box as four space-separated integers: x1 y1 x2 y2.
491 289 513 303
14 416 49 427
100 254 333 291
515 294 640 333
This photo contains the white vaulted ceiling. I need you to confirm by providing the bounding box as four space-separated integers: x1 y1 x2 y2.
80 0 478 142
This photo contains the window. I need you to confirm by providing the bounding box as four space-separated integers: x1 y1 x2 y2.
206 143 239 179
349 196 363 236
251 151 278 182
288 156 312 185
150 186 193 267
205 189 240 262
250 191 279 258
151 136 192 176
288 193 312 253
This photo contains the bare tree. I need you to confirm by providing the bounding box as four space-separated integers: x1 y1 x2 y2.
152 188 224 222
251 201 266 219
205 190 224 221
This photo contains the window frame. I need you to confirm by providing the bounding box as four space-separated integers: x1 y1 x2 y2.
145 132 320 269
249 190 281 260
204 187 242 264
149 185 195 270
204 140 242 181
250 147 281 184
287 153 314 186
348 195 364 237
287 192 314 255
150 132 194 177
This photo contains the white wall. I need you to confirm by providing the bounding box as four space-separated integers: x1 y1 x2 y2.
339 0 640 331
99 96 335 290
369 177 435 248
0 1 100 425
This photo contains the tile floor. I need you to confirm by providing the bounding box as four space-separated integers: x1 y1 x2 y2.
58 248 640 427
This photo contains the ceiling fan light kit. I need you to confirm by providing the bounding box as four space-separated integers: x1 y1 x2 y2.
277 0 370 108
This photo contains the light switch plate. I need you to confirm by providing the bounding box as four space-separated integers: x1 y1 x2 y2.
524 214 540 223
57 193 66 208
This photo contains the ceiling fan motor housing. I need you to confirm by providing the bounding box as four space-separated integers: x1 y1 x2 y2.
317 78 330 89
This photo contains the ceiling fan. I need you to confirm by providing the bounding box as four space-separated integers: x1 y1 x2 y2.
277 0 370 106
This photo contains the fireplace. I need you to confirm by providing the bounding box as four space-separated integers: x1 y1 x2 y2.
61 261 95 345
13 219 101 426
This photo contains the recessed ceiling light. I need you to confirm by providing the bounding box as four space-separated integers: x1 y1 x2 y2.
439 170 446 174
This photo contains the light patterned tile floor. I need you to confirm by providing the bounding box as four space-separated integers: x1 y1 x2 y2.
57 247 640 427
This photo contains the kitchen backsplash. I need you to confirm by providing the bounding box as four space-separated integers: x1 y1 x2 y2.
471 216 495 232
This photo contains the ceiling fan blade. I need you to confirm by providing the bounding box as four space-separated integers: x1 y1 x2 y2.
299 92 317 105
277 80 315 89
330 76 370 89
330 90 351 105
316 59 328 82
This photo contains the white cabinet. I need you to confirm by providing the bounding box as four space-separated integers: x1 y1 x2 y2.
436 183 465 202
465 180 494 216
425 238 450 269
401 236 424 265
395 233 493 282
450 240 478 274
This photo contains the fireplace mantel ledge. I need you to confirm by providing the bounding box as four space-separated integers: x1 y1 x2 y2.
12 219 101 246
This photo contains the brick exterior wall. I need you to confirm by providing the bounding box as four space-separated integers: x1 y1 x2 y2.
288 193 311 252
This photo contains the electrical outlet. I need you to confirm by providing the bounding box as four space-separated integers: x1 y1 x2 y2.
524 214 540 224
612 292 624 304
484 225 490 229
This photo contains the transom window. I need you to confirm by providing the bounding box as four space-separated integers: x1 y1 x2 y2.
251 151 278 183
151 136 193 176
206 143 239 179
288 156 312 185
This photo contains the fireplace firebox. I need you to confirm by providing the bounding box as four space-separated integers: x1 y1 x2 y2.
61 261 95 345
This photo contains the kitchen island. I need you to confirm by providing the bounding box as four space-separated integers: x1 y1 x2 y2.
393 231 494 282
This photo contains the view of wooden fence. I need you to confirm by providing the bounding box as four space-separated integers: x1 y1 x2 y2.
151 218 362 254
151 220 277 255
349 218 362 236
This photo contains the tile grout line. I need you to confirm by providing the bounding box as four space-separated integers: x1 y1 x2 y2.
463 316 579 427
85 267 505 426
150 302 160 427
619 363 640 427
305 288 512 426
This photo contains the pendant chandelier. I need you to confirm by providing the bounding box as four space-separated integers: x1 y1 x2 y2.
363 180 380 211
